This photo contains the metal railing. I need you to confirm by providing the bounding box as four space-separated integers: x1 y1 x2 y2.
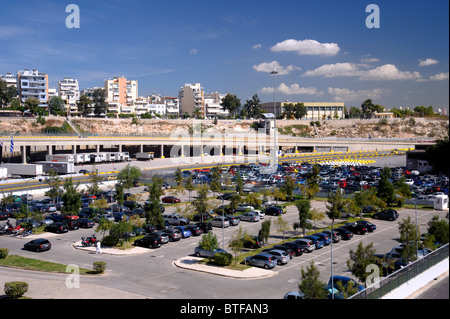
350 243 449 299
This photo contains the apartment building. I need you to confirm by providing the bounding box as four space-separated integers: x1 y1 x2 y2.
58 77 80 115
131 95 179 117
105 76 138 107
204 91 228 118
16 69 49 108
260 101 345 120
178 83 204 115
0 73 18 88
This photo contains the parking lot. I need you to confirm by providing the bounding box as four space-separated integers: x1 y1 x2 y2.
0 154 448 299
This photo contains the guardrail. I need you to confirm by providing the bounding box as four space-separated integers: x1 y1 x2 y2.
350 243 449 299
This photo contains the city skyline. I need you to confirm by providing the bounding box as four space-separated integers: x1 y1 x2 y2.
0 0 448 110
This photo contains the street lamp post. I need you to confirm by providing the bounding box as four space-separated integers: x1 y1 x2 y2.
270 70 278 169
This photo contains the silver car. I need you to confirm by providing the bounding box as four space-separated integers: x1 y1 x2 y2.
239 212 260 222
194 246 227 258
265 249 290 265
244 253 277 269
211 216 230 228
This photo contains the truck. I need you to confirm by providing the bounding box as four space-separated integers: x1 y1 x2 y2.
45 154 75 164
0 167 7 180
0 163 44 177
136 152 154 161
35 161 75 175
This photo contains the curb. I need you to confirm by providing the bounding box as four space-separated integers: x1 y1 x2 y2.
173 256 278 280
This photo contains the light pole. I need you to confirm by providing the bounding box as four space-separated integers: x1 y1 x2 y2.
270 70 278 169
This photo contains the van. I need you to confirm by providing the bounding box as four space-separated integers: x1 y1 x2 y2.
294 238 315 253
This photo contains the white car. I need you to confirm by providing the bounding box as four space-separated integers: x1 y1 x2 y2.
252 209 265 219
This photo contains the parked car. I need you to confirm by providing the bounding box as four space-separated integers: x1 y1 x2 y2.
134 234 162 248
341 222 368 235
194 246 227 258
304 235 324 249
327 275 364 298
239 212 260 222
175 226 192 238
264 249 290 265
78 218 95 228
269 245 295 259
63 219 79 230
45 222 68 234
244 253 277 269
333 227 354 240
356 220 376 232
252 210 265 220
294 238 316 253
243 236 263 249
373 209 399 221
283 291 306 299
163 213 190 226
23 238 51 252
160 228 182 241
282 242 305 256
162 196 181 204
211 216 230 228
313 232 331 246
263 206 284 216
196 222 212 233
225 215 240 226
321 229 341 243
152 231 169 244
236 204 254 212
185 224 203 236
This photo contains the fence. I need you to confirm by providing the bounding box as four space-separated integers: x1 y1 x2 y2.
350 243 449 299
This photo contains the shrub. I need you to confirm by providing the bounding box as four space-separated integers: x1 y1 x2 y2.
93 261 106 274
0 248 9 259
4 281 28 299
101 235 119 247
214 251 233 266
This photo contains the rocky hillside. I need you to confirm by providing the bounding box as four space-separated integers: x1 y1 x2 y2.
0 116 448 140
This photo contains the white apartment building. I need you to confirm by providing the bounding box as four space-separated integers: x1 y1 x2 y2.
260 101 345 120
178 83 204 115
17 69 49 108
204 91 228 118
58 77 80 115
131 94 179 117
105 76 138 106
0 73 18 88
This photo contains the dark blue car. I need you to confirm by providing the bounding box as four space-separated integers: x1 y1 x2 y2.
327 275 365 298
304 235 324 249
313 233 331 245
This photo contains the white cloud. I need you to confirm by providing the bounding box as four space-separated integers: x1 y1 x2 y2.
252 44 262 50
303 62 422 81
253 61 301 75
303 63 363 78
416 72 449 82
360 64 421 81
327 87 390 102
270 39 340 56
189 48 198 55
260 83 322 96
419 58 439 67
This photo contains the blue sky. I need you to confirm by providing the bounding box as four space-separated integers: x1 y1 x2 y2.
0 0 448 110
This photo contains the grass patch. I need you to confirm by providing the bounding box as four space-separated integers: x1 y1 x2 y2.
0 255 94 274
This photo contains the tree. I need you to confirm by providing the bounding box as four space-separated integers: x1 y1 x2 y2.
300 164 320 199
360 99 377 119
293 102 307 119
298 260 328 299
87 168 103 195
258 219 271 245
117 164 141 190
426 215 449 246
184 175 194 201
235 172 244 195
0 79 18 108
192 184 210 220
242 94 262 119
398 215 420 261
326 189 345 229
229 226 246 266
377 166 396 207
352 188 385 218
174 168 183 187
220 93 241 118
294 200 312 236
45 170 62 205
347 242 377 285
92 88 107 117
48 96 66 116
115 182 125 211
199 231 219 262
274 215 289 240
281 175 295 199
24 97 43 115
61 178 82 216
426 135 449 175
76 95 93 117
209 165 222 196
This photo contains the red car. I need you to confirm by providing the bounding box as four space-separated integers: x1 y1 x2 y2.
162 196 181 203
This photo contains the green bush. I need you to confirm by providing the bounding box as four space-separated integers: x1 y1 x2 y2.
101 235 119 247
0 248 9 259
214 251 233 266
4 281 28 299
93 261 106 274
